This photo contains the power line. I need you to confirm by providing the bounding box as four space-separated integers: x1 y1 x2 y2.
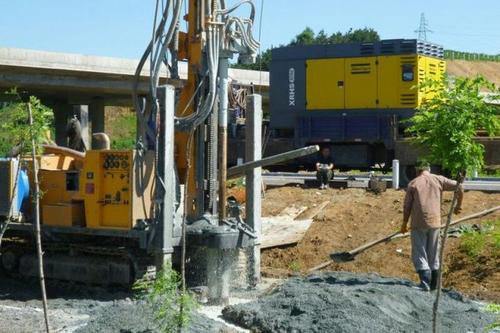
415 13 433 41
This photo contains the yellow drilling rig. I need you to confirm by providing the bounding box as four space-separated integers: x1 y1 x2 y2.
0 0 317 303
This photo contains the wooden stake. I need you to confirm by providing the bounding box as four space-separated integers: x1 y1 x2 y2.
28 102 50 333
432 179 463 333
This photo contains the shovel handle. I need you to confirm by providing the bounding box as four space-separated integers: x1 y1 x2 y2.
347 231 401 256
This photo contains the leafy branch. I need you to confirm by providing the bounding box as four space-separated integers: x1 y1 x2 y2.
0 90 54 157
133 262 198 332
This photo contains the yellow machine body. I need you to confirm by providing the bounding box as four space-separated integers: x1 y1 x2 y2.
305 55 446 110
39 150 155 231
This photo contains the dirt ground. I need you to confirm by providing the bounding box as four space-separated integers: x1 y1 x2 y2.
261 186 500 302
447 60 500 86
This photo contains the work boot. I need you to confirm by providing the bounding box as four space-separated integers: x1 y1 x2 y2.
417 270 431 292
430 270 440 291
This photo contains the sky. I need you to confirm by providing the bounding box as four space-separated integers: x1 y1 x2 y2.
0 0 499 59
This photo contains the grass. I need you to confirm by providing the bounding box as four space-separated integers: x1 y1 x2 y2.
479 168 500 178
105 107 136 149
459 220 499 259
288 261 301 273
484 303 500 332
227 177 245 188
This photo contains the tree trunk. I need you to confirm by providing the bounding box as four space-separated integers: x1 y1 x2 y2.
432 178 463 333
28 102 51 333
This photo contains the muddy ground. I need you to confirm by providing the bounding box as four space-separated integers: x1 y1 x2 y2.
261 187 500 302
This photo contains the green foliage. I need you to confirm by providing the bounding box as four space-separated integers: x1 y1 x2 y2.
0 91 54 157
232 48 272 71
289 27 380 46
227 176 245 188
484 303 500 332
289 27 316 46
108 111 137 149
460 229 486 258
133 262 197 332
233 27 380 71
485 303 500 314
459 220 499 259
406 76 500 175
288 261 301 273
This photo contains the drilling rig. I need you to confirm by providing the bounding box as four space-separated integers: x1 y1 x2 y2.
0 0 293 304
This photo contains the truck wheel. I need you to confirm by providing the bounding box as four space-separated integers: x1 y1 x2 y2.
1 249 19 274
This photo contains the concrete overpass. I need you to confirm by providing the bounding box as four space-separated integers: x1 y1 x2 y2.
0 47 269 146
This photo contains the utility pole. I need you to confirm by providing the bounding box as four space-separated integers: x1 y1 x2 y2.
415 13 433 41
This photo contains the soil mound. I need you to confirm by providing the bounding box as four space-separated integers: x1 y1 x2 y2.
222 272 496 333
261 188 500 301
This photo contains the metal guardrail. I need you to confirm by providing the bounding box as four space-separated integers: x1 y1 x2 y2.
262 172 500 192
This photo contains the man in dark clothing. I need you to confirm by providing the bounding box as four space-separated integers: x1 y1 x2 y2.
316 147 334 189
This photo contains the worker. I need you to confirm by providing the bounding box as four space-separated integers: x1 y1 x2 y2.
316 146 334 189
400 161 463 291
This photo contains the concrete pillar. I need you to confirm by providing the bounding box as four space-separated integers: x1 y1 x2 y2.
89 98 105 134
392 159 400 189
245 94 262 287
72 105 90 150
53 102 72 147
155 85 176 267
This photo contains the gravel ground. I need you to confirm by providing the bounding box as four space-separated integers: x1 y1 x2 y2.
222 272 497 333
0 274 238 333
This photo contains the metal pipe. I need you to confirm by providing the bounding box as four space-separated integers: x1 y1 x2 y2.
208 110 219 215
42 144 86 161
227 145 320 179
218 57 230 221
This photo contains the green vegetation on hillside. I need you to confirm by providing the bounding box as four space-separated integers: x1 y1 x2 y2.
444 50 500 62
105 107 136 149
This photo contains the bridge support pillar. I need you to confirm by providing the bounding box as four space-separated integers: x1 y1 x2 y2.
90 99 105 135
54 102 72 147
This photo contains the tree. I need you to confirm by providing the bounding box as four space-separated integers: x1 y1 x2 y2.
0 91 54 332
407 76 499 175
315 30 329 45
406 76 499 333
233 48 273 71
232 27 380 71
289 26 316 46
0 92 53 157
